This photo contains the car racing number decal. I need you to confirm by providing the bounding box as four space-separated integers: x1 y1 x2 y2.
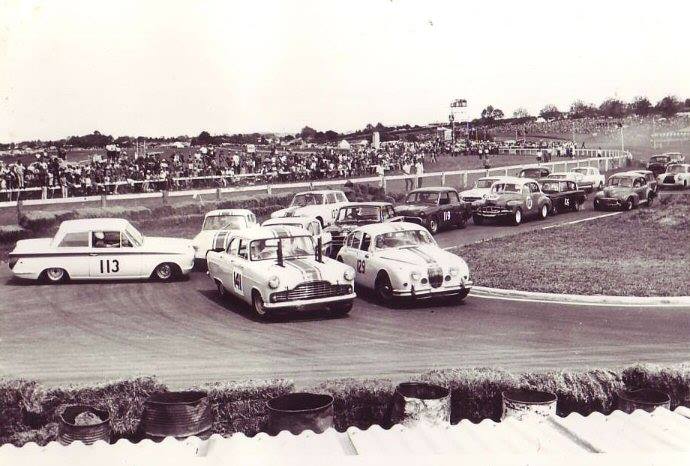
233 271 242 291
564 198 570 207
99 259 119 274
356 259 366 274
525 197 533 209
443 211 451 222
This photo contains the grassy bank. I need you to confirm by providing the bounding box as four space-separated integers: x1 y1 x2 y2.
1 363 688 446
459 194 690 296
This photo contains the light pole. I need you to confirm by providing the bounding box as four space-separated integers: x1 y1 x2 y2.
619 123 625 152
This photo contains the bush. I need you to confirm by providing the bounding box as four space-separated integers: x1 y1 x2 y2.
18 210 76 233
622 363 690 408
0 225 31 244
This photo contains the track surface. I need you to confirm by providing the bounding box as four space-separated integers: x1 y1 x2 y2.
2 202 689 388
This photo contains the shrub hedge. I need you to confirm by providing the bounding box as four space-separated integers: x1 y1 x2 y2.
2 363 688 447
0 225 31 243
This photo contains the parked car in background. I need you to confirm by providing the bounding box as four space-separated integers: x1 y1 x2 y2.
518 166 550 179
324 202 399 258
657 163 690 189
473 177 552 226
647 153 685 177
270 190 349 227
394 187 472 234
206 225 356 319
9 218 194 283
540 179 586 214
261 216 332 256
569 166 605 191
336 222 472 304
593 173 654 211
192 209 257 264
459 176 507 207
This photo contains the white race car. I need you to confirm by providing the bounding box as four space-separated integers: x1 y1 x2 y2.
9 218 194 283
270 190 349 226
206 225 356 319
261 216 332 256
658 163 690 189
569 167 605 191
459 176 508 205
192 209 257 262
336 222 472 305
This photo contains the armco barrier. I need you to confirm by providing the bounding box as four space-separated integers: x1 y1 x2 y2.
0 152 629 209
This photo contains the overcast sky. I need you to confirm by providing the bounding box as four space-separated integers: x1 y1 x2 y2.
1 0 689 142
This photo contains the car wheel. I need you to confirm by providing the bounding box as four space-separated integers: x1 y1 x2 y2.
455 288 470 302
472 214 484 225
215 279 227 297
598 182 604 191
455 214 467 229
375 272 394 305
44 268 67 284
572 200 583 212
538 204 548 220
625 198 634 211
331 301 353 317
512 208 522 226
153 263 175 281
252 290 270 320
593 199 601 211
646 194 654 207
428 218 439 234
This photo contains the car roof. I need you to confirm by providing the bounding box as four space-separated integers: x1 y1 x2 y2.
57 218 132 234
625 170 652 175
408 186 458 193
610 172 641 179
493 176 535 184
353 221 426 236
294 189 345 195
230 225 310 240
261 216 319 227
205 209 253 217
338 202 392 208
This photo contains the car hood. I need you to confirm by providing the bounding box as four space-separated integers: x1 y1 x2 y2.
252 257 354 287
483 193 521 206
395 204 432 215
378 245 466 270
460 188 491 198
271 205 322 218
601 187 632 198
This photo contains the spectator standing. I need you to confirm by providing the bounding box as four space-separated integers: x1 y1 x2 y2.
415 158 424 188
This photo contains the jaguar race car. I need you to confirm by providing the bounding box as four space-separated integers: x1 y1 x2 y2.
261 215 332 256
593 173 654 211
657 163 690 189
270 190 349 227
9 218 195 282
206 225 356 319
336 222 472 304
473 177 551 226
394 187 472 234
540 179 586 214
191 209 257 263
324 202 399 257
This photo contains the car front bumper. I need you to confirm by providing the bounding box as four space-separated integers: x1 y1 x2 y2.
476 207 512 218
393 281 473 299
264 293 357 310
658 179 684 188
594 197 624 208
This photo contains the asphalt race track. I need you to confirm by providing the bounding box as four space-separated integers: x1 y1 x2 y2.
2 203 689 388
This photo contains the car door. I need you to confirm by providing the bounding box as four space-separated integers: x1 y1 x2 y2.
437 191 453 227
217 237 238 292
230 239 250 301
89 230 141 278
447 190 464 224
55 230 91 279
354 232 376 287
528 182 542 216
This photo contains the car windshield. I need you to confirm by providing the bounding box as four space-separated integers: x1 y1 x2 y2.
651 156 670 163
250 236 315 261
337 206 380 223
405 192 438 204
492 183 521 193
291 193 323 207
374 229 435 249
203 215 246 231
125 226 143 247
608 177 633 188
667 164 686 174
541 181 561 193
519 169 541 178
475 179 497 188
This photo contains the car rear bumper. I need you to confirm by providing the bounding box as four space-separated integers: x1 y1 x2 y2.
264 293 356 310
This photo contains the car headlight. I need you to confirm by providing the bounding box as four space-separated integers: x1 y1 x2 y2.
410 271 421 281
344 269 354 281
419 211 426 217
268 276 280 289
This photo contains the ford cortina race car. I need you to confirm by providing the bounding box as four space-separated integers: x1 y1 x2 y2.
593 173 654 211
657 163 690 189
192 209 257 263
473 177 551 226
9 218 195 282
261 216 332 256
569 167 605 191
270 190 349 227
206 225 356 319
394 187 471 234
324 202 399 257
336 222 472 304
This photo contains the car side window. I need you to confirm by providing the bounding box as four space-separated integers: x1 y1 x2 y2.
529 182 540 193
237 239 248 260
449 191 460 204
360 233 371 251
326 193 337 204
351 231 362 249
226 238 237 254
522 186 531 196
335 192 347 202
345 233 354 248
93 231 120 248
438 192 450 205
387 206 395 218
58 231 90 247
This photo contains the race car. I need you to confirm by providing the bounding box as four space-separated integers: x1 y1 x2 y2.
540 179 586 214
206 225 356 319
270 190 349 227
261 215 332 256
624 170 658 194
569 166 605 191
543 172 586 187
459 176 507 206
394 187 472 234
517 166 550 179
657 163 690 189
336 222 472 304
324 202 399 258
191 209 257 263
8 218 194 283
473 177 552 226
646 153 685 177
593 173 654 211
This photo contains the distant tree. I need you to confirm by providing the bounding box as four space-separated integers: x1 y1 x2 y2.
513 107 531 119
481 105 495 120
300 126 318 139
685 98 690 107
569 100 598 119
193 130 213 146
324 130 339 141
656 96 681 117
631 96 652 116
480 105 504 122
539 104 561 120
598 98 627 118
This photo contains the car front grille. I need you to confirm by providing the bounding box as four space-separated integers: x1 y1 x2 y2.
664 176 675 183
271 281 352 303
480 206 503 214
462 196 481 203
428 267 443 288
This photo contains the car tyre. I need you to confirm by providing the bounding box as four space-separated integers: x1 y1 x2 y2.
252 290 270 320
455 288 470 302
472 214 484 225
625 198 634 211
43 268 67 284
646 194 654 207
455 214 467 229
153 263 175 281
428 218 439 234
572 200 583 212
215 279 227 297
512 208 522 226
375 272 394 305
538 204 548 220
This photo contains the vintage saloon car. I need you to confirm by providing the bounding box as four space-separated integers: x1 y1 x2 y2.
517 166 550 179
270 190 349 227
569 166 605 191
646 153 685 177
324 202 398 257
473 177 551 226
9 218 195 283
206 225 356 319
336 222 472 304
593 173 654 211
261 215 332 256
192 209 257 262
657 163 690 189
394 187 472 234
625 170 658 194
540 179 586 214
459 176 508 207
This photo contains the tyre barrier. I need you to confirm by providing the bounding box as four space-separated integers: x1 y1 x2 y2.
388 382 451 427
266 392 334 435
617 389 671 414
57 404 112 445
143 391 213 439
501 389 557 421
